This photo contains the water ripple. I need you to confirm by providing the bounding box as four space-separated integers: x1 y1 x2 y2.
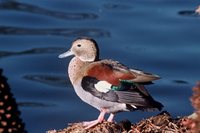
103 3 132 10
0 1 98 20
23 74 69 87
0 47 64 58
0 26 111 37
18 102 55 107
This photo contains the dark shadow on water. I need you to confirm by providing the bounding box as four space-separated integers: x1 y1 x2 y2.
178 10 200 17
172 80 189 84
0 0 98 20
18 102 55 107
23 74 70 87
0 26 111 37
0 47 64 59
103 3 132 10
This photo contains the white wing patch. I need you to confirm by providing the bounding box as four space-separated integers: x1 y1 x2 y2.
94 81 112 93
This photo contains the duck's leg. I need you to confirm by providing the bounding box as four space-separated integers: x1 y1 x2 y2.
82 109 106 129
107 113 115 122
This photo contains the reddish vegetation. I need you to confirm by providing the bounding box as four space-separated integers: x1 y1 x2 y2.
190 82 200 133
195 6 200 14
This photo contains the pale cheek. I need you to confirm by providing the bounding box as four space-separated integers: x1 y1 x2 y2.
76 51 81 57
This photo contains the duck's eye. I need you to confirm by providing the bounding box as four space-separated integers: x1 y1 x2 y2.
77 44 81 47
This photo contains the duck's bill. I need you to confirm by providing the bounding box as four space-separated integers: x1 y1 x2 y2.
58 50 74 58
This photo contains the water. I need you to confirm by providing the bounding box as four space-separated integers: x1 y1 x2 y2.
0 0 200 132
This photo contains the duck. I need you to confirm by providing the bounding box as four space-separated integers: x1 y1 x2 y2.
58 37 163 129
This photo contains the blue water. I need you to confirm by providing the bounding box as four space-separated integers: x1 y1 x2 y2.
0 0 200 133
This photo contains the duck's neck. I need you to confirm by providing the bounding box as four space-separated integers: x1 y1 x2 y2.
68 57 88 84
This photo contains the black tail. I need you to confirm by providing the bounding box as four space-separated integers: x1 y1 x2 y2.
116 81 164 111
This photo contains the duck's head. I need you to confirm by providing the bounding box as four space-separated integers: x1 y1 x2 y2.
59 37 99 62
